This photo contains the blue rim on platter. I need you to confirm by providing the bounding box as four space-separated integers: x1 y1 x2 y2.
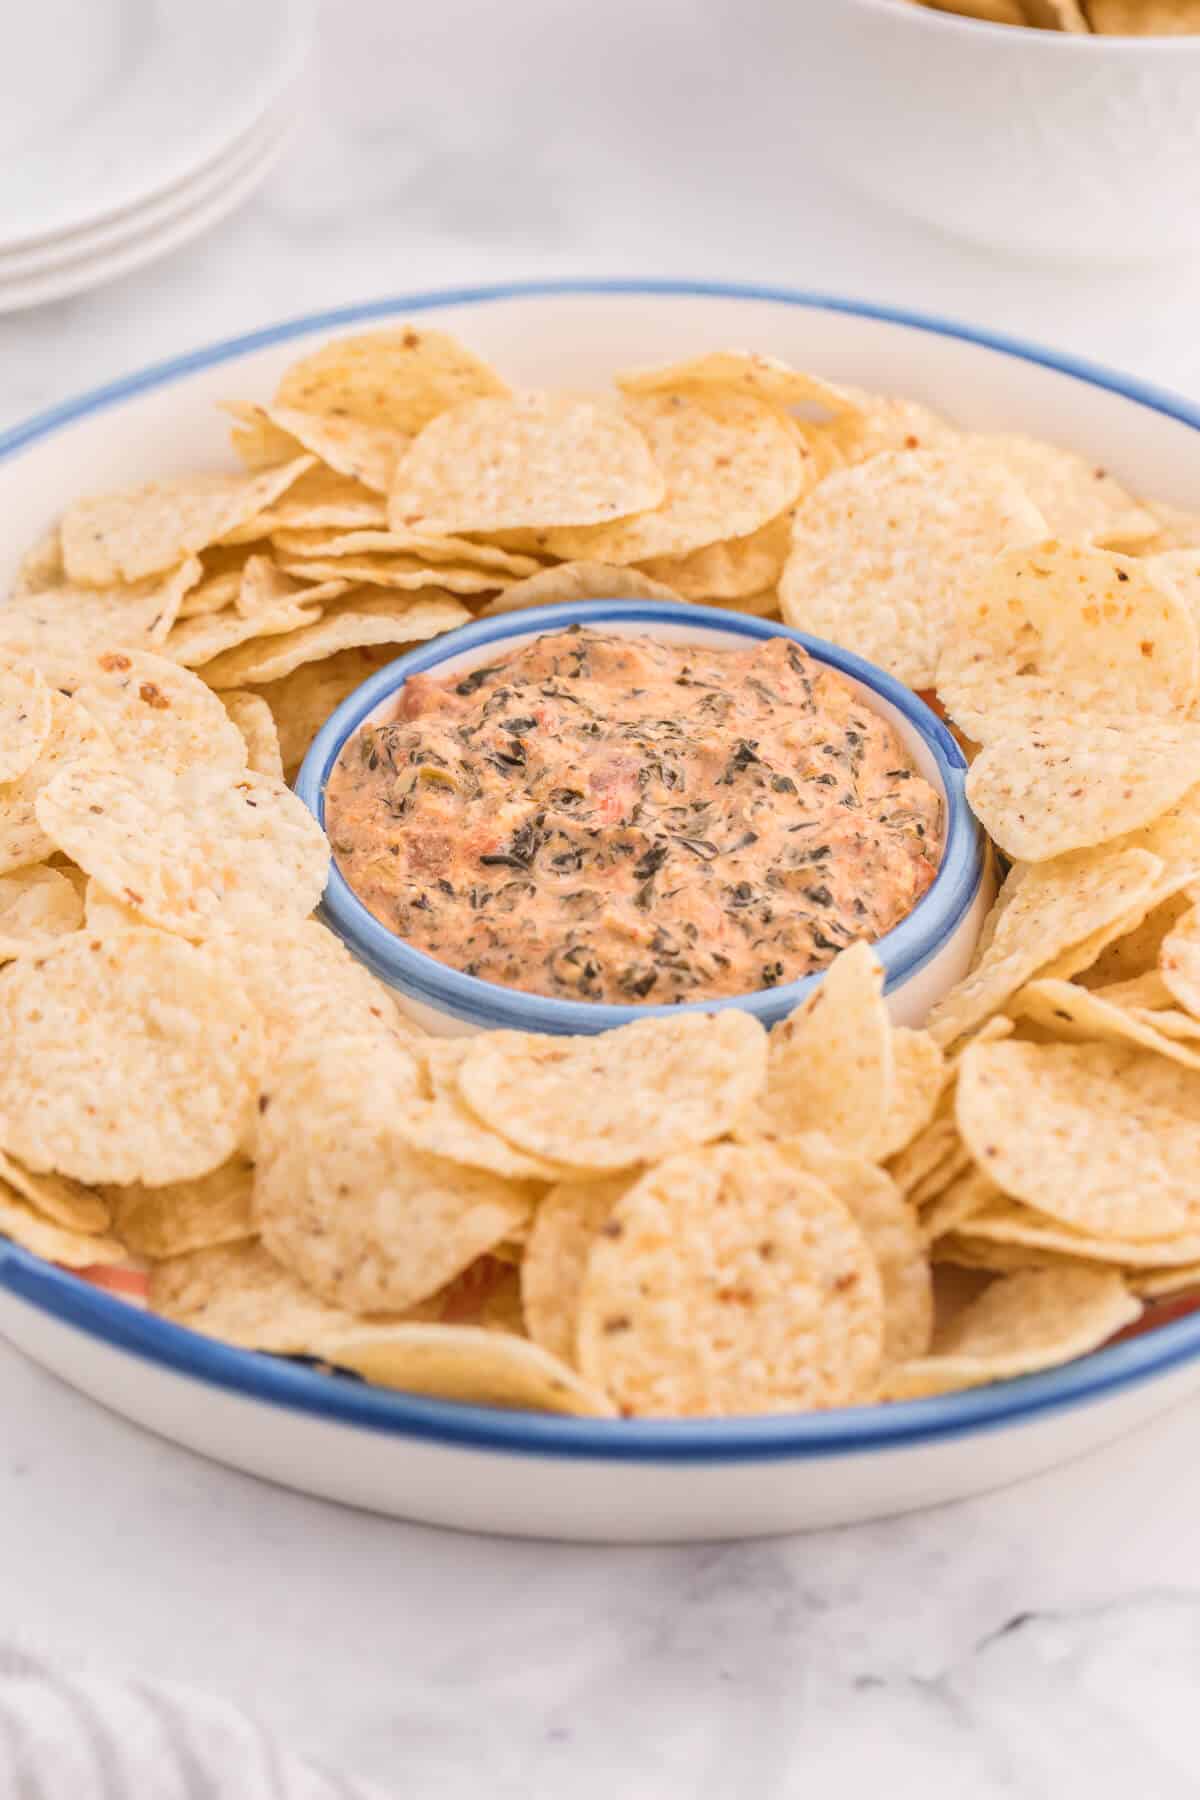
295 598 984 1033
1 278 1198 1463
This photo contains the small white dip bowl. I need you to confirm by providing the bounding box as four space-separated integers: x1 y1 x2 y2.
297 600 990 1037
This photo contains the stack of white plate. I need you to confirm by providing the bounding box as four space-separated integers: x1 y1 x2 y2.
0 0 313 312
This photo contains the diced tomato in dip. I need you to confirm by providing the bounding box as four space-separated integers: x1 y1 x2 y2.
324 627 943 1004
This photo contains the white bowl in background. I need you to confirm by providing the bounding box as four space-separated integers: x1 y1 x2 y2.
1 282 1200 1539
784 0 1200 263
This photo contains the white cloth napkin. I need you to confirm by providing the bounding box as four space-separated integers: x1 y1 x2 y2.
0 1646 387 1800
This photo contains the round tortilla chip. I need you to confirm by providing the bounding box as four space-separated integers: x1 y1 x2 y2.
0 864 84 960
1011 976 1200 1070
532 392 807 566
965 717 1200 862
35 764 330 939
1075 812 1200 984
106 1157 255 1260
249 403 407 496
83 880 144 935
780 449 1046 690
458 1009 767 1172
59 459 314 585
0 692 113 877
388 391 665 537
175 570 242 618
879 1026 945 1160
72 649 248 778
637 513 792 601
0 1179 126 1269
957 1198 1200 1269
965 434 1156 546
702 586 781 619
274 557 503 597
1090 971 1175 1010
241 550 352 618
248 645 397 780
919 1166 998 1245
1122 1003 1200 1042
403 1255 525 1334
1074 891 1198 992
956 1037 1200 1240
931 1235 1094 1275
1147 550 1200 636
1133 509 1200 556
827 390 958 466
0 931 261 1185
753 942 895 1159
0 1146 110 1233
0 662 51 784
908 1140 974 1213
937 542 1199 743
194 594 472 690
881 1269 1140 1400
220 690 284 780
0 560 204 690
393 1039 570 1181
887 1113 961 1200
1088 0 1200 32
254 1038 534 1313
615 350 857 417
771 1132 933 1363
213 918 407 1075
315 1323 616 1417
13 527 64 596
1131 1264 1200 1299
162 594 325 670
480 561 680 617
273 326 510 434
1160 905 1200 1017
925 845 1164 1048
576 1145 883 1416
269 527 540 578
149 1239 369 1350
224 399 312 471
520 1174 632 1366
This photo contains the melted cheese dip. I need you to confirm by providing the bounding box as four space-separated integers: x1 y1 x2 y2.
325 628 942 1003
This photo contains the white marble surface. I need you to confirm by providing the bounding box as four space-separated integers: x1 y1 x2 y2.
3 2 1200 1793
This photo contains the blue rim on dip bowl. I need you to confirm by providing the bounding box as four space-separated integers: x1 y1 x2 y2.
296 599 990 1036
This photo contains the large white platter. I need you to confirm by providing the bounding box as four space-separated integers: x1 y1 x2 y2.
1 282 1198 1541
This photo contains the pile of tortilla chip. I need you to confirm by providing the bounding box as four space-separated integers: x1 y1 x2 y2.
4 321 1200 1417
900 523 1200 1374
